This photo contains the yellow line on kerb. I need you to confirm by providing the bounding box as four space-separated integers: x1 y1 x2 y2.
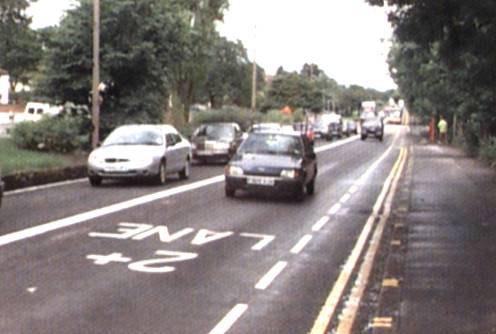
308 147 407 334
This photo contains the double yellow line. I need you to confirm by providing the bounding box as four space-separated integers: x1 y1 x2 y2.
309 147 409 334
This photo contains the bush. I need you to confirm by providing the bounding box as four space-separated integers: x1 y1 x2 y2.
191 106 264 131
11 107 91 153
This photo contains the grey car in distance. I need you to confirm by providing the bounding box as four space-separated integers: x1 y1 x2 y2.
87 124 192 186
191 122 243 163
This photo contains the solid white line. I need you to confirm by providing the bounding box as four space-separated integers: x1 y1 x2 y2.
290 235 313 254
328 203 342 215
5 178 86 196
312 216 330 232
255 261 288 290
309 147 404 334
0 175 225 247
208 304 248 334
314 135 359 153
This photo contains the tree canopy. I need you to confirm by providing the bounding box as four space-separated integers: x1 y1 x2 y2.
367 0 496 149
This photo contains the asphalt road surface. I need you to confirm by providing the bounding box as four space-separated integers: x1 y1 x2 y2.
0 126 405 334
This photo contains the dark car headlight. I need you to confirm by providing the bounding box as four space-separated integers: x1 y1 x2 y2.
280 169 300 179
225 165 244 177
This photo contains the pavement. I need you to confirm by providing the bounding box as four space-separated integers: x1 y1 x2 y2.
371 126 496 334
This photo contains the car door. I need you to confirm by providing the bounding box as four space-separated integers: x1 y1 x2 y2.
165 133 181 172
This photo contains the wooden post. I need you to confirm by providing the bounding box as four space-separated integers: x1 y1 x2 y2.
91 0 100 149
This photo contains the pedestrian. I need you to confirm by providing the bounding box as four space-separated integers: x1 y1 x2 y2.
437 115 448 144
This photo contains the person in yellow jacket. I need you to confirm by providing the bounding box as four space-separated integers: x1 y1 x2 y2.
437 115 448 144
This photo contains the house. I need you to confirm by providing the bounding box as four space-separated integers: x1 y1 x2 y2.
0 69 9 105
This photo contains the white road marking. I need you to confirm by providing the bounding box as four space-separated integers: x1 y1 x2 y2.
328 203 342 215
309 146 405 334
255 261 288 290
5 178 86 196
290 235 313 254
348 185 359 194
239 233 275 251
208 304 248 334
314 135 359 153
86 252 132 265
0 175 224 247
27 287 38 294
339 193 351 204
312 216 330 232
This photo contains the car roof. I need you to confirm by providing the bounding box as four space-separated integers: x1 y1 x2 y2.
115 124 179 134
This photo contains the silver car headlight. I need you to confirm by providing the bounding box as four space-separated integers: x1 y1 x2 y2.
226 165 244 177
88 153 104 165
280 169 299 179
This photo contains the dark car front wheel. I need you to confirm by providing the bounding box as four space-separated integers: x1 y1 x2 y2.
225 185 236 198
89 176 102 186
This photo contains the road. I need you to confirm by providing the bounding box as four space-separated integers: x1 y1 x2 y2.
0 126 405 334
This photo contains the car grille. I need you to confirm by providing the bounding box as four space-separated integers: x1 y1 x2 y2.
244 166 282 177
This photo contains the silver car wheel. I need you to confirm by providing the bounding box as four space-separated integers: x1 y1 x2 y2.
179 159 191 180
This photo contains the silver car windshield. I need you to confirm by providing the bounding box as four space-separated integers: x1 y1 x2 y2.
103 128 164 146
239 133 302 156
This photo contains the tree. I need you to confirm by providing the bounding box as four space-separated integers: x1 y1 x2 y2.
0 0 42 95
198 36 264 109
38 0 190 134
367 0 496 146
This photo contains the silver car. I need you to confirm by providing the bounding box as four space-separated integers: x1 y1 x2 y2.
87 124 192 186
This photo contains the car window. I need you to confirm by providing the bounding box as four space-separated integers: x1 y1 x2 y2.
195 124 234 140
103 127 163 146
166 134 176 147
239 133 303 156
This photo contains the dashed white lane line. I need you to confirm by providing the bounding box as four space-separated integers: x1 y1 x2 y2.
208 304 248 334
312 216 330 232
339 193 351 204
290 235 313 254
328 203 342 215
348 185 359 194
255 261 288 290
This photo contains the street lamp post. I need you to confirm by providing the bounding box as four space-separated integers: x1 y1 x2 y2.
91 0 100 149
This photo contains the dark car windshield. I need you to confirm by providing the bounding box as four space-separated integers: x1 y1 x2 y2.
238 133 303 156
103 127 163 146
195 124 235 140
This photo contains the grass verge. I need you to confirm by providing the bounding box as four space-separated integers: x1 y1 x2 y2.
0 138 86 175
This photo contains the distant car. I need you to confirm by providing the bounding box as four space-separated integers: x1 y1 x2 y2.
361 115 384 141
249 123 282 133
191 122 243 163
224 130 317 200
326 120 343 140
87 124 192 186
0 168 4 207
342 119 358 136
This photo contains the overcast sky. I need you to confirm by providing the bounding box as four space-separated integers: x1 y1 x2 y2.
28 0 396 91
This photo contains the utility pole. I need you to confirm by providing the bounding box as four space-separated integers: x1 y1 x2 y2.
91 0 100 149
251 25 257 113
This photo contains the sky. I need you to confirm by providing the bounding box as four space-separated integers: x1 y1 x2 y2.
27 0 396 92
